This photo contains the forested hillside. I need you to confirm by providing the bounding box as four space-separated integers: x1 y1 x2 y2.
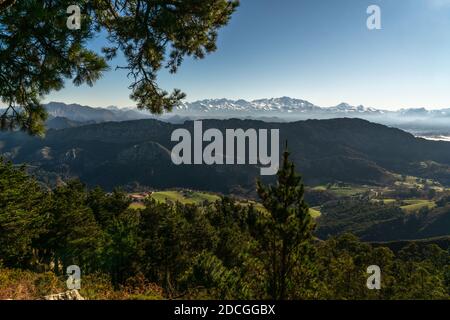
1 154 449 300
1 118 449 192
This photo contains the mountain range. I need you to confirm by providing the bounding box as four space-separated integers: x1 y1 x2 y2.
42 99 450 136
44 102 151 123
176 98 383 115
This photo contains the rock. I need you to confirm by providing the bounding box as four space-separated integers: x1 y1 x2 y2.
43 289 85 300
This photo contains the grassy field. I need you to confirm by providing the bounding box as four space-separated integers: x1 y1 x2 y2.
371 198 436 213
400 199 436 213
129 190 322 218
151 190 221 205
370 198 397 204
129 202 146 210
309 207 322 218
393 174 443 190
128 190 220 209
241 201 321 218
312 184 368 197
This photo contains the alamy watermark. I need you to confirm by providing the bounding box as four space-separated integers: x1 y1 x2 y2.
66 265 81 290
66 5 81 30
367 5 382 30
64 4 381 31
171 121 280 176
366 265 381 290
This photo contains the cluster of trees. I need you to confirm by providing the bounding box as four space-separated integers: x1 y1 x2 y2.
316 195 450 242
0 0 239 135
1 152 449 299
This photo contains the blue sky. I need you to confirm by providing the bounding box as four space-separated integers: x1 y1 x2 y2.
45 0 450 110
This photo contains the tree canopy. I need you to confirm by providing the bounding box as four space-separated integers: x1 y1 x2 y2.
0 0 239 135
1 154 450 299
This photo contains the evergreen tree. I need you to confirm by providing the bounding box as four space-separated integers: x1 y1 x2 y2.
44 180 105 274
0 0 239 135
0 159 46 268
0 0 108 135
0 0 15 11
444 264 450 296
87 187 131 228
102 208 142 286
255 146 316 300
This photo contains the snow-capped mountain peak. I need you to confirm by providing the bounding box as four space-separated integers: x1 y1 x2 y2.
175 98 387 115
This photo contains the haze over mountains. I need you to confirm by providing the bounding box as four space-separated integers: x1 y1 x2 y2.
43 98 450 137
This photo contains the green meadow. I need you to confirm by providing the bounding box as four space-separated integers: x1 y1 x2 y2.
129 190 322 218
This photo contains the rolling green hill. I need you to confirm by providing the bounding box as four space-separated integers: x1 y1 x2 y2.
129 189 322 218
151 190 221 204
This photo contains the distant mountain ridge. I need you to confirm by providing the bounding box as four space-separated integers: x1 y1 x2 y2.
44 98 450 120
175 97 385 115
42 99 450 137
45 102 152 123
175 97 450 117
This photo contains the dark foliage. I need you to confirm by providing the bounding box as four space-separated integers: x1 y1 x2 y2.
1 155 449 299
